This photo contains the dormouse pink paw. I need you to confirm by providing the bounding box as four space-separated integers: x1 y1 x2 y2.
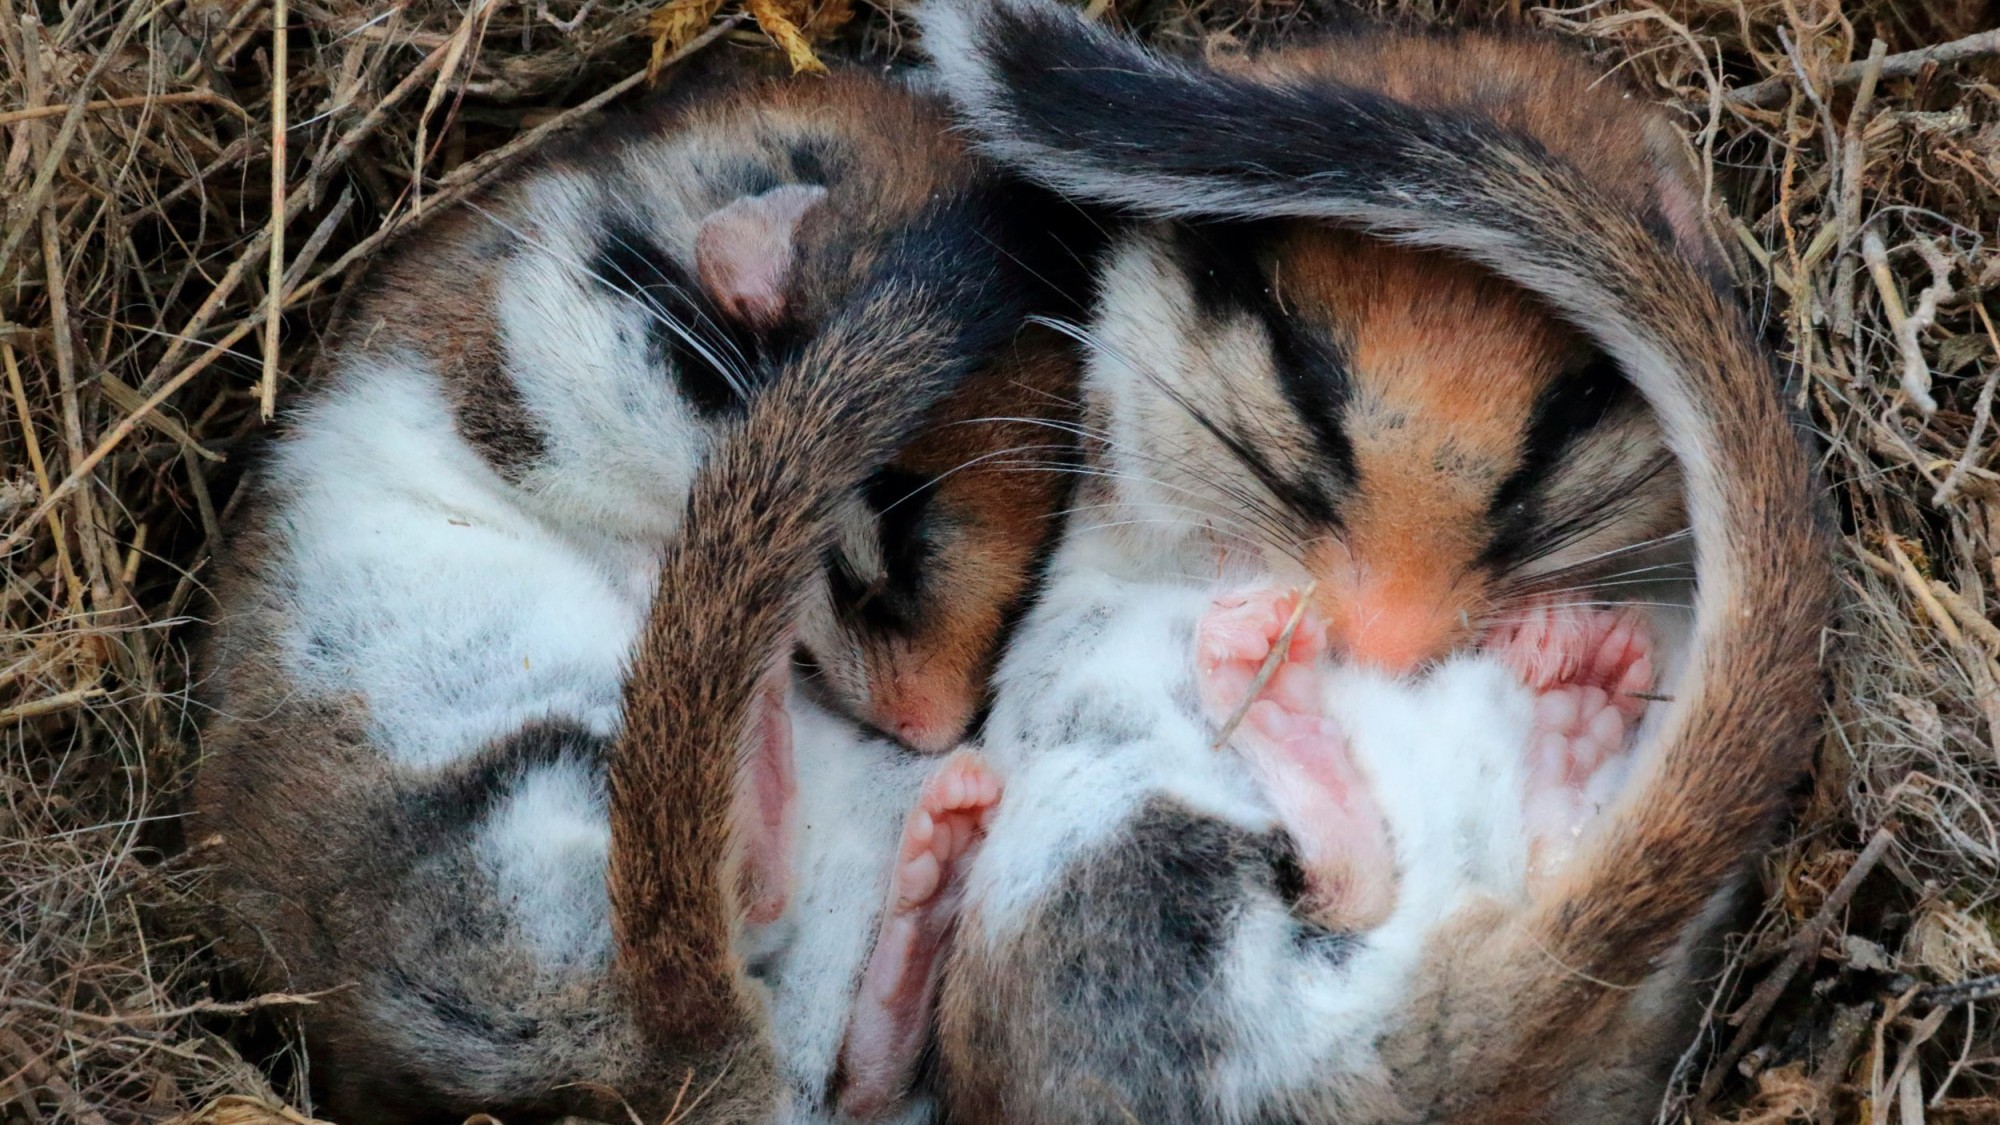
1196 586 1328 727
1489 601 1654 724
836 752 1001 1120
1197 587 1395 932
1488 602 1657 883
1239 702 1398 931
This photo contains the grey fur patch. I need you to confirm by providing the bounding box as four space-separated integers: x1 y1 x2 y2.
445 342 548 485
1052 693 1156 748
983 798 1307 1121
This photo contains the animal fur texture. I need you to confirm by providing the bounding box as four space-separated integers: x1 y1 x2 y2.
194 62 1077 1124
914 4 1832 1121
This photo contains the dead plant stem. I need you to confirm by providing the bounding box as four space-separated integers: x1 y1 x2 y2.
0 2 144 285
1728 27 2000 109
260 0 287 421
0 91 249 127
1697 826 1897 1106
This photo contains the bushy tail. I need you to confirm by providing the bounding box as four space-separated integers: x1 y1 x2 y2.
917 1 1833 1115
604 199 1033 1088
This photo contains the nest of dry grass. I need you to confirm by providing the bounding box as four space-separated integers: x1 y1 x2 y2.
3 0 1998 1121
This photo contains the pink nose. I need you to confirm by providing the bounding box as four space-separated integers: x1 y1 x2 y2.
876 676 977 753
891 717 958 755
1325 603 1457 676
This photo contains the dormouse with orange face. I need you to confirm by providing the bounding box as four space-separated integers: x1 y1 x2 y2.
192 60 1078 1125
915 3 1830 1123
805 322 1080 752
921 6 1754 678
1078 219 1683 675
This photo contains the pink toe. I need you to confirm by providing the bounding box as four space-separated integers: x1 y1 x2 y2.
1586 706 1624 747
1200 631 1255 666
1271 663 1321 712
1531 732 1570 779
898 852 942 908
1244 699 1292 742
905 809 934 852
1624 654 1654 691
1535 689 1580 732
1597 618 1630 657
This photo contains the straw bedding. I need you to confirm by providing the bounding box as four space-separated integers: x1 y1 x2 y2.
2 0 1997 1120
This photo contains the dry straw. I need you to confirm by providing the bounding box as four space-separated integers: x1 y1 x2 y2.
1 0 1997 1121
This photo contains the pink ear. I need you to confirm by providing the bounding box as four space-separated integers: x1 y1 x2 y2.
695 184 828 333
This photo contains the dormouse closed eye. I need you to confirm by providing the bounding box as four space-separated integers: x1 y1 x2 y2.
1096 222 1684 674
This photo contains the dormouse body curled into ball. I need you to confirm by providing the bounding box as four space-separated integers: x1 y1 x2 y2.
913 4 1831 1121
194 60 1088 1125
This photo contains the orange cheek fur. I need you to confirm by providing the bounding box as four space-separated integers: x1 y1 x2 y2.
859 336 1075 752
1263 224 1580 675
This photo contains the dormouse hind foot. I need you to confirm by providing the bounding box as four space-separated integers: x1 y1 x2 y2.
1487 602 1656 882
1197 587 1396 932
836 751 1001 1120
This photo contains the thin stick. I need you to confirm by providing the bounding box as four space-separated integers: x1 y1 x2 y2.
1929 579 2000 656
1861 230 1939 415
1696 826 1897 1105
0 991 327 1025
1727 28 2000 109
1934 308 1999 505
1885 536 1965 648
2 342 78 616
285 17 744 311
1899 239 1959 414
412 0 490 213
27 13 111 612
0 686 106 724
0 1 146 284
1913 972 2000 1012
1211 581 1318 751
261 0 288 420
119 523 145 588
96 373 224 462
1881 1009 1944 1125
1832 40 1887 342
278 184 357 294
0 91 249 126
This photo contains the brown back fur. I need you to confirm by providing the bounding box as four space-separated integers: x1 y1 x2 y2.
921 8 1832 1120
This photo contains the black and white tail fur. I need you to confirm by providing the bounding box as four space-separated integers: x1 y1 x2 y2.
916 2 1830 1119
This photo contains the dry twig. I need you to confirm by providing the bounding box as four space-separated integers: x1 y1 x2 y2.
1727 28 2000 109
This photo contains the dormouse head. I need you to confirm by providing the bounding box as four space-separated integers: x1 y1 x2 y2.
1088 222 1685 674
800 327 1080 753
655 76 1082 753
